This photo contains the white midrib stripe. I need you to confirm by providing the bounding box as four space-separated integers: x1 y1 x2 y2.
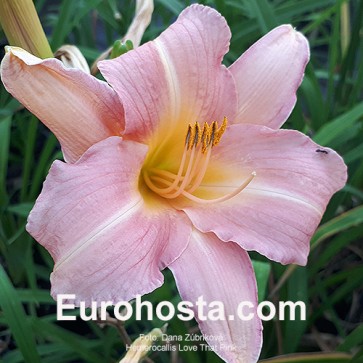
153 38 180 122
245 187 323 216
54 198 143 271
198 184 323 216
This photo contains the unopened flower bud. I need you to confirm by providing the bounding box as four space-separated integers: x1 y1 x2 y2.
119 328 163 363
0 0 52 59
110 40 134 59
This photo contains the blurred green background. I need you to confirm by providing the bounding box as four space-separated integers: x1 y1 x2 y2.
0 0 362 362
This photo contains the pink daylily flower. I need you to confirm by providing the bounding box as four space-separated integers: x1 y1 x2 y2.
1 5 347 363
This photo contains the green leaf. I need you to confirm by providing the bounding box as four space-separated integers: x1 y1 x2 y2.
0 98 20 117
16 289 53 304
338 324 363 353
259 352 352 362
311 205 363 249
50 0 74 49
51 0 103 49
3 343 77 363
7 203 34 218
29 133 59 200
20 116 38 202
344 143 363 164
0 265 41 363
310 265 363 323
31 318 104 363
0 116 11 206
313 102 363 147
300 66 327 129
277 0 337 22
252 260 271 302
283 268 308 353
301 0 346 34
310 225 363 275
269 206 363 297
156 0 184 15
247 0 279 33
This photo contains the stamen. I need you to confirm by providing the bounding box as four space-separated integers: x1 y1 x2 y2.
147 171 257 204
143 117 253 205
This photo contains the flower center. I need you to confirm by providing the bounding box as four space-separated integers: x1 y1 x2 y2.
142 117 256 204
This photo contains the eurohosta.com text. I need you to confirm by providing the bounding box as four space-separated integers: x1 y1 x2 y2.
57 294 306 322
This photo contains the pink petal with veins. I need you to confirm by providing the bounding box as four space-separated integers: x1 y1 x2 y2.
98 5 237 143
170 229 262 363
182 124 347 265
229 25 309 129
27 137 191 305
1 47 124 162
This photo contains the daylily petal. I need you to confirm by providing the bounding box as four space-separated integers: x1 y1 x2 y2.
98 4 237 143
229 25 309 129
169 230 262 363
0 47 124 163
182 124 347 265
26 137 191 305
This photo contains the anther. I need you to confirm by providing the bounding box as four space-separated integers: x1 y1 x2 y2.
201 122 210 153
187 123 196 150
213 116 227 146
194 122 201 147
210 121 217 146
185 124 192 147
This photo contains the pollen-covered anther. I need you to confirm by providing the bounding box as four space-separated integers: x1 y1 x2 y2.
213 116 227 146
185 117 228 153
